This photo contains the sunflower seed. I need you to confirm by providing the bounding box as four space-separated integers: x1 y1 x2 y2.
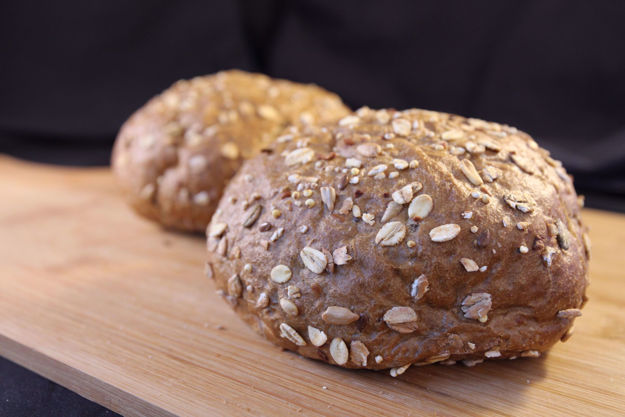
383 306 418 333
329 338 348 365
332 246 352 265
408 194 433 220
381 201 403 222
345 158 362 168
556 219 571 250
393 159 409 170
285 147 315 166
279 323 306 346
392 182 422 204
339 115 360 126
389 364 411 377
485 350 501 358
461 293 492 322
462 359 483 367
429 223 461 242
557 308 582 319
583 233 591 256
320 186 336 212
139 183 155 200
481 166 500 183
362 212 375 225
338 197 353 215
410 274 429 299
300 246 327 274
375 221 407 246
511 154 535 174
243 204 262 227
460 159 483 186
368 164 387 176
280 298 299 316
270 264 292 283
543 247 557 267
350 341 370 367
255 292 269 308
227 274 242 298
287 285 301 299
392 118 411 136
322 306 359 325
415 352 451 366
356 143 380 157
209 222 227 238
460 258 479 272
442 129 464 140
521 350 541 358
217 236 228 257
269 227 284 242
258 104 280 120
307 326 328 347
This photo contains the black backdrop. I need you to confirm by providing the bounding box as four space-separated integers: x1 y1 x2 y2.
1 0 624 415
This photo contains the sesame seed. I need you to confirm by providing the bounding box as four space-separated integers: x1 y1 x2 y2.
462 211 473 219
470 225 478 233
349 176 360 185
519 245 529 253
304 199 316 208
388 171 399 179
271 209 282 218
407 240 416 248
302 189 313 197
299 225 308 233
409 160 419 169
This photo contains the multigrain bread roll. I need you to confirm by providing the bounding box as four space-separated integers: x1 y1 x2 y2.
111 70 350 231
205 107 590 372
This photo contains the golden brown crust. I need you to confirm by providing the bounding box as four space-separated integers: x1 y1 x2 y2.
111 70 350 231
206 107 590 371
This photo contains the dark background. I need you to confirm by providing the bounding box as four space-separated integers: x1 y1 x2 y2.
1 1 624 415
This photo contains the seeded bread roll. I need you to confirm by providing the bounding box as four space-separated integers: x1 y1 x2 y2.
205 107 590 372
111 70 350 231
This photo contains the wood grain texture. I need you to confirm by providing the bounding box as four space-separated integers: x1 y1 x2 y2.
0 155 623 417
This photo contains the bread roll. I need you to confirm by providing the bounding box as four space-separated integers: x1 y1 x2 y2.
205 106 589 371
111 70 350 231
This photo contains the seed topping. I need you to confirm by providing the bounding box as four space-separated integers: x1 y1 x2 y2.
375 221 407 246
383 306 418 333
279 323 306 346
270 264 292 283
408 194 433 220
329 338 349 365
308 326 328 347
429 223 461 242
300 246 327 274
322 306 359 325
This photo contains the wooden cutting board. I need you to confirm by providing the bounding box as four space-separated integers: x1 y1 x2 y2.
0 155 623 417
